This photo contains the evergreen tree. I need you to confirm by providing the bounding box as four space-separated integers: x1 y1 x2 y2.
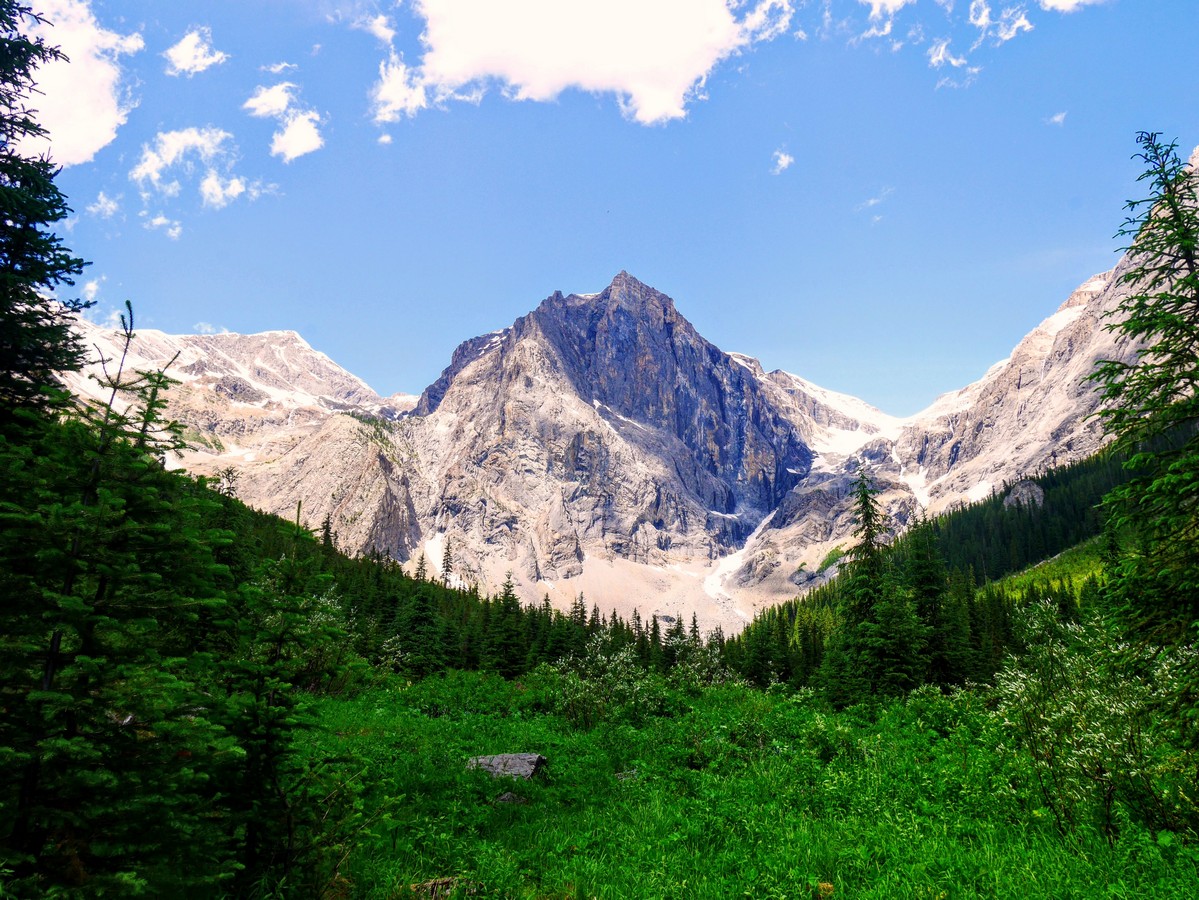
396 581 446 679
860 571 928 697
0 2 90 423
1091 132 1199 644
214 524 359 895
440 536 453 583
819 468 887 705
904 514 968 686
0 315 233 892
482 574 525 677
1089 132 1199 747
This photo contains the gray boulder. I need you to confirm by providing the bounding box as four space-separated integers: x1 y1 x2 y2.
467 753 547 779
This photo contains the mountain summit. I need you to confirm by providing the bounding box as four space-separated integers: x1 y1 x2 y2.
68 268 1135 631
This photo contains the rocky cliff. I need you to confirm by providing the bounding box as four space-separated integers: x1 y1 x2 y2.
67 266 1135 632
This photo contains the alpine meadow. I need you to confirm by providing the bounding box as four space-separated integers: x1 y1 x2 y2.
3 1 1199 898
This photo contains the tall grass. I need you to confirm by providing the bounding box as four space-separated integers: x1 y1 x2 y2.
307 670 1199 898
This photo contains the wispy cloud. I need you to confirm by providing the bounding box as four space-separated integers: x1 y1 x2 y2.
143 213 183 240
129 127 264 225
354 14 396 45
1038 0 1105 11
1046 111 1067 126
130 127 234 196
927 37 980 87
969 1 1033 47
771 149 795 174
87 191 120 218
82 276 104 303
858 0 918 39
164 26 229 76
857 186 894 211
928 37 968 68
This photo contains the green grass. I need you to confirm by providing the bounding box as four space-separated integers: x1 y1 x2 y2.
991 537 1105 598
307 672 1199 898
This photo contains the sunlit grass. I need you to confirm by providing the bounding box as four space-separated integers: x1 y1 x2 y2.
993 537 1104 598
308 673 1199 898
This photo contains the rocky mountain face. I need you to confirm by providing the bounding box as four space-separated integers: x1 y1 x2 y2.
67 266 1136 632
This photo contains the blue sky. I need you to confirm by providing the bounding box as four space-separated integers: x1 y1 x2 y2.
23 0 1196 415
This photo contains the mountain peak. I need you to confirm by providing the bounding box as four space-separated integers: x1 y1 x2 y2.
538 271 677 320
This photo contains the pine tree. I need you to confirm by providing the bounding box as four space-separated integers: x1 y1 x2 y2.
0 2 90 423
482 574 525 677
904 514 969 686
1091 132 1199 644
0 312 233 891
819 468 886 705
215 531 359 895
440 536 453 583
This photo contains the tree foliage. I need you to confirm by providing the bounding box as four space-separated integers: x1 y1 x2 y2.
0 2 89 421
1091 132 1199 645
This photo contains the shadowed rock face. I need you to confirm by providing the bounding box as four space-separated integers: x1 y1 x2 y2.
421 272 812 537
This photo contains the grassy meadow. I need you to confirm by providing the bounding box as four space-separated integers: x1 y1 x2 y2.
308 666 1199 899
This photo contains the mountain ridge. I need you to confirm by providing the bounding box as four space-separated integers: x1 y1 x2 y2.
65 266 1133 632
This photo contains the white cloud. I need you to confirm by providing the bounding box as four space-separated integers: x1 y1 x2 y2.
968 0 992 28
200 172 248 209
741 0 794 42
82 277 103 303
372 51 429 121
354 14 396 45
144 214 183 240
971 2 1032 45
262 61 298 74
193 322 229 335
15 0 144 166
771 149 794 174
377 133 394 145
271 111 325 162
860 0 918 17
1046 111 1067 125
243 83 324 162
1038 0 1105 11
858 0 917 38
163 26 229 76
377 0 794 125
244 83 299 119
130 127 234 194
994 8 1034 41
130 127 264 217
87 191 120 218
927 37 968 68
